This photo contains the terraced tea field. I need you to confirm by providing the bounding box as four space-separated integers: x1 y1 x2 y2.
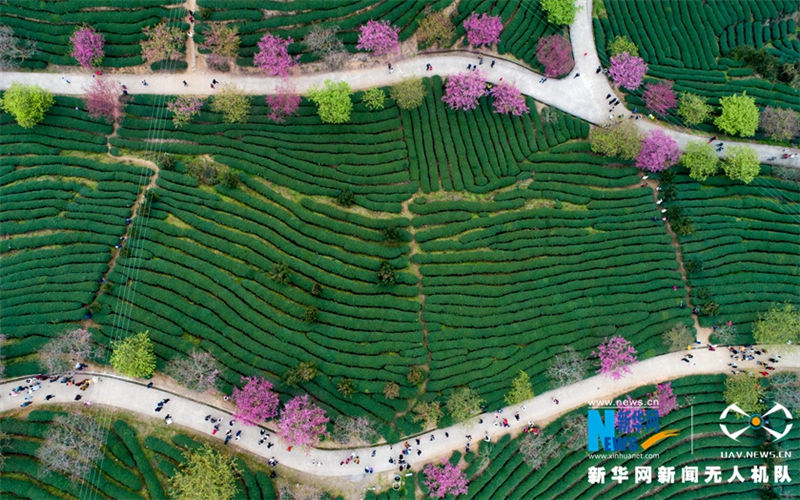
0 85 692 437
594 0 800 131
0 410 277 499
0 0 186 69
670 168 800 331
369 375 799 499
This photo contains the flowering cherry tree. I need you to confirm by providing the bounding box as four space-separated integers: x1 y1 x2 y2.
649 382 678 417
265 82 301 123
643 80 677 115
614 395 645 435
140 23 184 64
462 12 503 47
636 129 681 172
535 34 573 78
423 459 468 498
70 26 104 69
254 33 298 77
232 376 279 426
167 96 203 128
609 52 647 90
199 23 240 70
276 394 329 448
356 20 399 57
442 71 486 111
593 335 637 379
83 77 123 122
491 82 528 116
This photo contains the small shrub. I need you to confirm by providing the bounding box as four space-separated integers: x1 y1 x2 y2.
337 189 355 207
407 366 425 385
303 306 318 323
270 262 290 284
378 261 396 286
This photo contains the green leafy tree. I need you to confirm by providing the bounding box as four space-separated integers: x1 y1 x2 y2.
169 445 239 500
389 78 426 110
446 386 484 423
589 120 642 160
337 378 356 398
415 10 454 49
607 35 638 57
210 85 250 124
753 303 800 345
724 373 764 415
407 366 426 385
0 83 53 128
662 323 694 352
307 80 352 124
540 0 581 25
677 92 711 125
721 145 760 184
682 141 719 181
383 381 400 399
504 370 534 405
110 331 156 378
285 361 317 386
715 92 759 137
362 87 386 110
412 400 443 428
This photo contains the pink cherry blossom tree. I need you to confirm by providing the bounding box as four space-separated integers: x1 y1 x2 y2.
199 23 240 71
83 77 123 122
609 52 647 90
636 129 681 172
265 81 301 123
442 71 486 111
70 26 104 69
535 34 573 78
167 96 203 128
276 394 329 448
643 80 677 115
614 395 645 435
593 335 637 380
356 20 399 57
649 382 678 417
462 12 503 47
491 81 528 116
254 32 298 77
232 376 280 426
423 459 469 498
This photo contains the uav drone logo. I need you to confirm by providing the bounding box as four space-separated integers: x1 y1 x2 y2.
719 403 793 441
